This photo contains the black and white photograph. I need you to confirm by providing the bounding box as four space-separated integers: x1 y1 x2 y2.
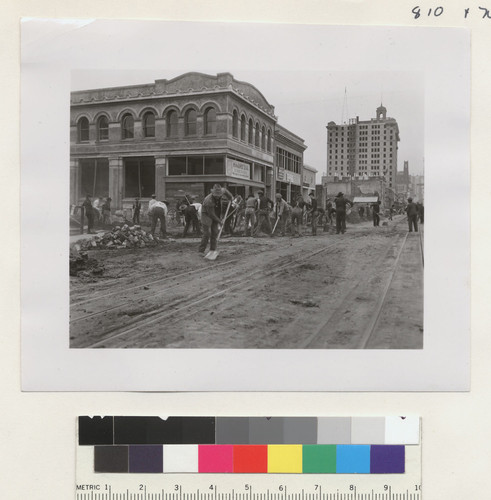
21 19 469 390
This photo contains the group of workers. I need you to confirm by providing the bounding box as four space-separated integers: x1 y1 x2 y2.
81 194 112 234
81 186 424 253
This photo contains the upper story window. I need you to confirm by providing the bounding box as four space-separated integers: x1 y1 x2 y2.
267 129 272 152
97 116 108 141
204 107 217 135
185 109 197 136
232 110 239 138
78 117 89 142
261 126 266 150
166 110 178 138
248 118 253 144
240 114 246 141
122 114 134 139
255 122 260 147
143 112 155 138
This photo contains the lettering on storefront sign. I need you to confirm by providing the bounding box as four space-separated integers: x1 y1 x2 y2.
277 168 285 181
226 159 251 180
285 171 301 185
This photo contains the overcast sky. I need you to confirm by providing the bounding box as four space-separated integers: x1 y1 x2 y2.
23 19 466 181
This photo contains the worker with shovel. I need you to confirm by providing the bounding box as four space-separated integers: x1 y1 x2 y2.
199 184 233 259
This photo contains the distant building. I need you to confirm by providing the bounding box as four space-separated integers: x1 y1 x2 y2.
410 174 424 203
396 160 411 201
70 72 307 211
302 164 317 200
275 124 306 204
322 177 386 208
326 104 400 190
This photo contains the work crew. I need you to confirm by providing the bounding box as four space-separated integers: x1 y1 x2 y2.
371 199 381 227
82 193 95 234
256 191 274 235
274 193 289 236
291 195 305 237
308 192 318 236
133 197 141 224
334 192 351 234
244 193 257 237
148 195 168 238
199 184 233 254
406 197 419 232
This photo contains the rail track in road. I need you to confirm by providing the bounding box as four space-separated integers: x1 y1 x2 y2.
81 242 340 348
300 220 424 349
70 216 424 350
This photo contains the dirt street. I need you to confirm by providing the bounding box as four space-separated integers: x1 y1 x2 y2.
70 215 423 349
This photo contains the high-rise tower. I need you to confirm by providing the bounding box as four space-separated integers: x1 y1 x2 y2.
326 104 400 189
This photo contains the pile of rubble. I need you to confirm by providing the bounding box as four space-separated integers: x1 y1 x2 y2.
69 251 104 278
74 225 158 251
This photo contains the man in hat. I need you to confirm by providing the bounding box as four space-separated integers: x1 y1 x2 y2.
405 197 419 232
334 192 351 234
274 193 289 236
82 193 95 234
182 200 201 237
371 199 381 227
199 184 233 254
148 197 168 238
256 191 274 235
133 196 141 224
243 193 258 237
308 192 318 236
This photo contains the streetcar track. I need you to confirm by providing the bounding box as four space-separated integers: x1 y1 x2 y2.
358 232 409 349
71 258 241 307
83 243 338 348
299 231 407 349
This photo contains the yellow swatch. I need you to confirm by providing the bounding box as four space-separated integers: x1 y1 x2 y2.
267 445 303 473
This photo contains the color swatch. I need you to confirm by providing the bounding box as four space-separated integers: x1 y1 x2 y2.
80 416 418 475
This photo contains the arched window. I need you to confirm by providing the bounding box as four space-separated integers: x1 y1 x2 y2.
261 126 266 150
248 118 253 144
185 109 197 136
97 116 108 141
240 114 246 141
121 114 134 139
267 129 272 152
232 110 239 138
255 122 260 147
143 112 155 138
78 117 89 142
204 107 217 135
166 110 178 137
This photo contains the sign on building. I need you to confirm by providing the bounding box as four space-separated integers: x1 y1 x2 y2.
226 159 250 180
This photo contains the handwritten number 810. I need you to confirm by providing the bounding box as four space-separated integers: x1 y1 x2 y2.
412 6 444 19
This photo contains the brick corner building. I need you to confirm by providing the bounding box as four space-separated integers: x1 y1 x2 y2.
70 72 307 212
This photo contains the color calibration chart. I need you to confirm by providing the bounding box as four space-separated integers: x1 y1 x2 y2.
77 416 421 499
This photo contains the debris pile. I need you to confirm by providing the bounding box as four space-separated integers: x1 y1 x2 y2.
75 225 158 251
69 251 104 278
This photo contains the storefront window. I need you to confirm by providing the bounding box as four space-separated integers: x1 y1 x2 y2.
124 157 155 197
80 158 109 197
205 156 224 175
168 157 187 176
188 156 204 175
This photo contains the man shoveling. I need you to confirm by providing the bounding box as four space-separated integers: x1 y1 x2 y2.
199 184 233 260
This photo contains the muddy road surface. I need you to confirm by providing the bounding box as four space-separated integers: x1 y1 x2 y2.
70 216 423 349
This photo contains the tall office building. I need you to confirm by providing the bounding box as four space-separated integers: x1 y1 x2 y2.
326 104 400 189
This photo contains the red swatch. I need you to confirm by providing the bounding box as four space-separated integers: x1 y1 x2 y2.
233 445 268 473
